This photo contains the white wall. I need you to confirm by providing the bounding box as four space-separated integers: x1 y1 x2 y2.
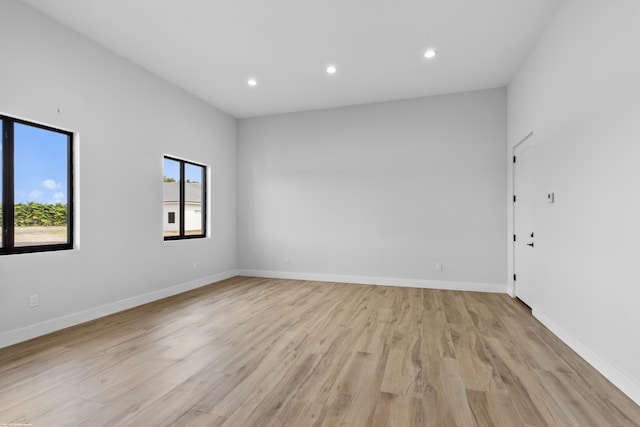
0 0 237 346
508 0 640 403
238 89 507 290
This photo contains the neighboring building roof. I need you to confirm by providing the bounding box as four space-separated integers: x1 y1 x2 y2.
163 182 202 203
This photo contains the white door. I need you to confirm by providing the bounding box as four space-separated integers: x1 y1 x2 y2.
513 136 536 307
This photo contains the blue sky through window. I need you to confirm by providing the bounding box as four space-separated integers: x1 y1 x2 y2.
164 157 203 183
14 123 68 205
164 158 180 181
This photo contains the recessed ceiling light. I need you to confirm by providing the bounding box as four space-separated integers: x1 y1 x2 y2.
247 78 257 87
424 49 438 59
326 65 337 74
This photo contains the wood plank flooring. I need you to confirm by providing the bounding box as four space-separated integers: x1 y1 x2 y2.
0 276 638 426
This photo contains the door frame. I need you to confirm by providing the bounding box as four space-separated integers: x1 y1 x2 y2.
507 131 533 298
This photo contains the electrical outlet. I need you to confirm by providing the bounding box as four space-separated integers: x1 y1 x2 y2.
192 262 198 270
436 263 443 271
29 294 39 308
284 256 289 264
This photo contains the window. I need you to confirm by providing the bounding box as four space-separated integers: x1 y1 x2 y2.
1 115 73 255
163 156 206 240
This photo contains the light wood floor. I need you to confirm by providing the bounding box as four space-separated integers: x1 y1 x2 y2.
0 277 638 426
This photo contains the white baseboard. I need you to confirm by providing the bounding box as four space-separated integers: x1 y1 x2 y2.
237 269 508 294
534 309 640 406
1 269 501 350
0 270 238 349
2 269 637 407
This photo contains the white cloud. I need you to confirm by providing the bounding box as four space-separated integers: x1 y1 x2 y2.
42 179 62 190
29 190 42 199
52 192 65 203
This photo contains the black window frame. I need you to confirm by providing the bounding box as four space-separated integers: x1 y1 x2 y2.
163 156 207 241
1 114 74 255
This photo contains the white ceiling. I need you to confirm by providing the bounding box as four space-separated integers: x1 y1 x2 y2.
21 0 561 118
